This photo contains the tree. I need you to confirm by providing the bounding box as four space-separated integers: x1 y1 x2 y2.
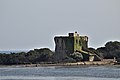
70 52 83 62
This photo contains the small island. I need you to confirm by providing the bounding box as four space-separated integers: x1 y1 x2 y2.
0 32 120 67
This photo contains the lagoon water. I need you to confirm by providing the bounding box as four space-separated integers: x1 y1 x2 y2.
0 65 120 80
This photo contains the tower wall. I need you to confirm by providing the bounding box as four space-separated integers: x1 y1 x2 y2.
54 32 100 62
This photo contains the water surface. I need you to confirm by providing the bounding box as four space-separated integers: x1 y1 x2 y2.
0 65 120 80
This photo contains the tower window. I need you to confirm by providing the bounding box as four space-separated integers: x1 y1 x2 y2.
76 39 78 44
79 40 81 46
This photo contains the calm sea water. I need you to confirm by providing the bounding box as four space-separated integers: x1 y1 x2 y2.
0 65 120 80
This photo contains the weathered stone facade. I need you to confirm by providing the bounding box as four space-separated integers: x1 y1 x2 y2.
54 32 101 61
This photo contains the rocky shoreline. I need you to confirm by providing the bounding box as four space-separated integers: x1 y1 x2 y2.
0 61 118 68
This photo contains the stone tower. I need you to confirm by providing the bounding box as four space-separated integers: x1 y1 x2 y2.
54 32 101 61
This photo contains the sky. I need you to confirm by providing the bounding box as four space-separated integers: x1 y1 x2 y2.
0 0 120 50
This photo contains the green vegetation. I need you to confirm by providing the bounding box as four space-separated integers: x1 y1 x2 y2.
0 41 120 65
70 52 83 62
0 48 54 65
96 41 120 62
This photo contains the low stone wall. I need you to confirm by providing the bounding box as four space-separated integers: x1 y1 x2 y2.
24 61 115 67
65 61 115 66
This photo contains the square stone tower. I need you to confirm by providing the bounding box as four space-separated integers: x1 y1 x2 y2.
54 32 96 61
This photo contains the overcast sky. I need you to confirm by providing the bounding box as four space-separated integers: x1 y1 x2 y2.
0 0 120 50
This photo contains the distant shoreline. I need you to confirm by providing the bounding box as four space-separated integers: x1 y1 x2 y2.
0 61 119 68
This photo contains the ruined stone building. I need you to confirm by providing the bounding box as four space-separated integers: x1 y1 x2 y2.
54 32 101 62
